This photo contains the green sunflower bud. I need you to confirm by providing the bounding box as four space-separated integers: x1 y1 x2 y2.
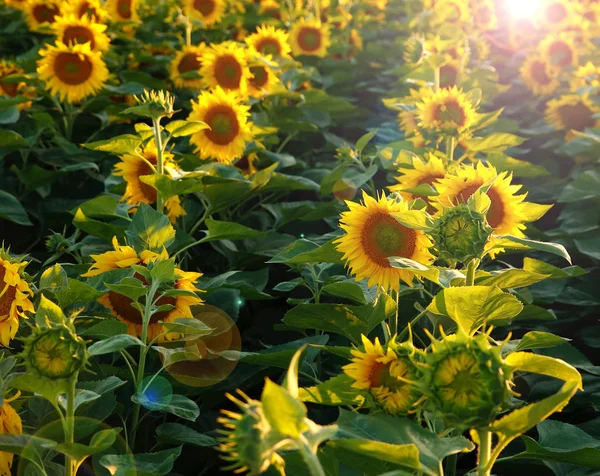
127 89 176 121
23 324 89 380
403 35 425 64
218 390 286 475
421 330 512 429
430 203 493 265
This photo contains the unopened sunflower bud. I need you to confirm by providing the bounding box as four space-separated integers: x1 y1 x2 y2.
430 203 493 265
129 89 176 120
404 35 425 64
24 325 88 380
421 331 513 429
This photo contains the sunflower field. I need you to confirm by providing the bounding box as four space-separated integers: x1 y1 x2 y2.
1 0 600 474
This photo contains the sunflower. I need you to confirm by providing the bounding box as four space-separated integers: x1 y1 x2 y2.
82 237 203 341
0 396 22 475
106 0 139 22
538 0 573 29
288 20 331 58
0 61 33 110
63 0 108 22
53 14 110 51
520 55 560 96
24 0 62 31
539 33 578 68
389 154 446 212
416 87 476 136
258 0 282 20
343 335 422 415
114 141 187 223
2 0 27 10
247 53 279 98
245 25 291 58
234 152 259 176
570 62 600 95
545 94 600 139
432 0 469 25
200 42 251 96
335 191 434 291
439 61 460 89
37 41 109 104
187 87 253 163
183 0 226 27
0 250 34 347
169 44 207 90
472 0 496 31
397 110 426 148
432 162 547 237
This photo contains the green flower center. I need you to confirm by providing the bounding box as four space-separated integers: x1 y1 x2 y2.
361 213 417 267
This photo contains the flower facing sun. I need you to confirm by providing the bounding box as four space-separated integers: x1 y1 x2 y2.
539 33 578 68
545 94 600 139
2 0 27 10
24 0 62 31
187 87 253 163
288 20 331 57
0 250 34 347
246 52 279 98
416 87 476 136
245 25 291 58
344 335 423 415
388 154 446 212
53 13 110 51
169 44 207 90
538 0 573 30
200 42 252 96
183 0 226 27
335 191 434 292
114 141 187 223
37 41 109 103
432 162 550 238
520 55 560 96
81 237 203 341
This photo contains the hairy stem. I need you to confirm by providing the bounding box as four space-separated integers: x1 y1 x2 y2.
297 435 326 476
152 117 165 214
477 430 492 476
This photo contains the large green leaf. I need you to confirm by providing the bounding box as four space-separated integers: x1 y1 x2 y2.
300 374 369 406
489 236 571 264
515 332 570 352
155 423 217 447
328 439 422 473
100 446 182 476
0 189 32 226
200 218 264 242
126 202 175 252
261 378 307 438
388 257 464 287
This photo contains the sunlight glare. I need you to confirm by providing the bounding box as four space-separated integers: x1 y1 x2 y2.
506 0 544 19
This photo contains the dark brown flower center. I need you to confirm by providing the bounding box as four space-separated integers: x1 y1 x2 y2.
249 65 268 89
204 105 240 145
213 55 243 89
33 4 60 24
54 52 93 85
297 27 322 52
62 25 96 49
177 53 201 74
0 266 17 320
557 102 595 131
255 38 281 56
193 0 215 16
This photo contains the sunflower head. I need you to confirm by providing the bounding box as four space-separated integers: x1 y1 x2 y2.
184 0 226 27
23 323 89 380
422 330 512 429
24 0 62 31
0 61 34 109
218 390 286 475
540 33 578 68
170 44 206 90
570 62 600 95
472 0 496 31
200 42 251 96
63 0 108 22
416 87 477 137
245 25 291 58
403 35 425 64
343 334 424 415
52 13 110 51
0 395 23 476
520 55 560 96
289 20 331 58
545 94 599 138
430 200 493 265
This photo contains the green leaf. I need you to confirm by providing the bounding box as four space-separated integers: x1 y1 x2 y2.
73 207 127 242
427 286 523 333
463 133 525 153
200 218 264 242
165 120 209 137
522 258 586 279
105 277 147 301
56 279 105 308
392 210 432 231
356 130 377 154
559 170 600 203
505 352 582 386
88 335 145 356
79 376 127 397
284 293 397 343
0 434 57 473
126 202 175 252
300 374 368 406
138 173 204 201
72 195 120 219
261 378 307 438
133 393 200 422
80 320 128 339
490 235 571 264
475 268 549 289
161 318 213 336
485 153 549 178
52 429 120 462
322 282 367 304
39 264 68 292
35 295 66 327
0 130 26 148
100 446 182 476
83 134 142 156
515 332 570 352
388 257 464 287
0 189 32 226
328 439 421 473
283 346 305 398
0 106 19 124
150 259 176 282
156 423 217 447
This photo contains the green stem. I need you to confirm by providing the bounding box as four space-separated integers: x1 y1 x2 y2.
477 430 492 476
65 377 77 476
298 435 326 476
445 136 456 162
434 66 441 92
152 117 165 214
466 258 479 286
445 452 457 476
276 131 298 153
397 309 428 342
389 289 400 338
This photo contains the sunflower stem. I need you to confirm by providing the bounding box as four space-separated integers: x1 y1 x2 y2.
397 308 427 342
297 434 326 476
477 429 493 476
445 136 456 162
64 376 78 476
434 67 441 92
152 117 165 214
466 258 479 286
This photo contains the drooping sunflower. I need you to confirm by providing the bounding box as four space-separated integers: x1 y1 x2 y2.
106 0 139 22
288 20 331 57
432 162 548 237
183 0 226 27
169 44 207 90
200 42 251 96
545 94 600 139
37 41 109 104
81 237 203 341
416 87 476 136
0 250 34 347
63 0 108 22
520 55 560 96
245 25 291 58
389 154 446 212
0 395 23 475
114 141 187 224
540 33 578 68
53 14 110 51
570 61 600 95
0 61 33 110
343 335 422 415
472 0 496 31
24 0 62 31
187 87 253 163
335 191 434 291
